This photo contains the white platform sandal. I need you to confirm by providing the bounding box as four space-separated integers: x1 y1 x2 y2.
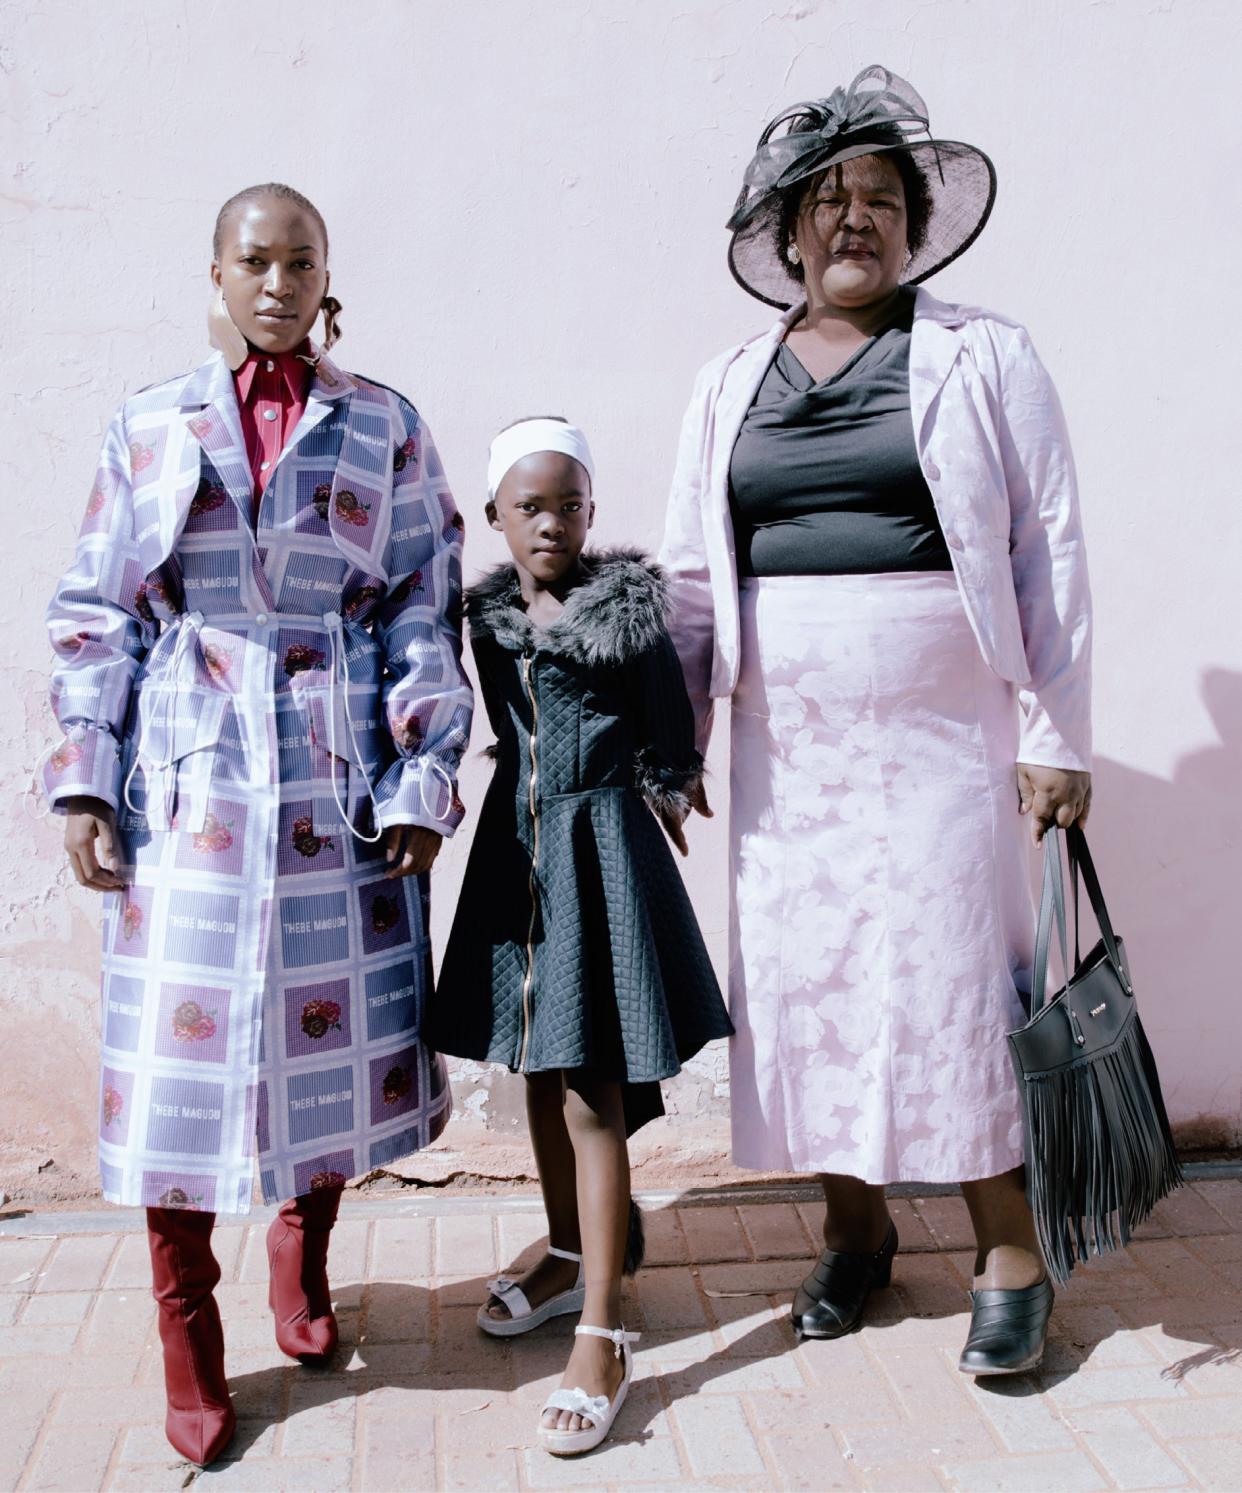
477 1245 585 1337
537 1323 641 1456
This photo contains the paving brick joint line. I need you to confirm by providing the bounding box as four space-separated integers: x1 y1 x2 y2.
3 1180 1242 1492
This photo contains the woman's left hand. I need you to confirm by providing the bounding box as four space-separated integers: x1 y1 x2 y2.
1016 764 1092 845
383 825 443 878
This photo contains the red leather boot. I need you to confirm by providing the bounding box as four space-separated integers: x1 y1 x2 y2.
146 1207 236 1466
266 1183 343 1363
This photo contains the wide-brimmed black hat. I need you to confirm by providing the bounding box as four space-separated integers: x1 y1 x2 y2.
727 65 996 308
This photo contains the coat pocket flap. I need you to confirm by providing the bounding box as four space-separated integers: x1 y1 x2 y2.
134 685 228 768
300 686 383 769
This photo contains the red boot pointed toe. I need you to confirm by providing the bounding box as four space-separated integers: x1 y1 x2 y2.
267 1183 343 1364
147 1207 236 1467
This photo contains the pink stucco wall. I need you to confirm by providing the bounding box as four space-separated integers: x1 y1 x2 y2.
3 1 1238 1201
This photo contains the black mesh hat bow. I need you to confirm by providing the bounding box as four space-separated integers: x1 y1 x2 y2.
727 65 997 308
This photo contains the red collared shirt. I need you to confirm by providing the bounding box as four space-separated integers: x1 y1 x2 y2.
233 345 312 505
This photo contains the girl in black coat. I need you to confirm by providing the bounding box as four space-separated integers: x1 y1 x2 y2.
427 418 731 1455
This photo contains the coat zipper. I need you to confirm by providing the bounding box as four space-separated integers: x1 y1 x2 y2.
517 654 540 1071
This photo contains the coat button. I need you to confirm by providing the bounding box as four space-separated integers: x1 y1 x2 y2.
265 360 275 372
255 612 269 625
946 531 964 551
925 459 941 482
260 460 271 471
262 409 278 422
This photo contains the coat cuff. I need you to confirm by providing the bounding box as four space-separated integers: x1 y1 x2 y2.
41 724 123 815
373 754 464 836
1017 703 1091 774
635 751 705 818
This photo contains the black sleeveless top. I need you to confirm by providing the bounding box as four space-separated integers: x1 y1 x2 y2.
728 291 952 577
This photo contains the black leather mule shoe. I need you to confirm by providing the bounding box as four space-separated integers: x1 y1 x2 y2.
791 1221 898 1340
957 1275 1054 1375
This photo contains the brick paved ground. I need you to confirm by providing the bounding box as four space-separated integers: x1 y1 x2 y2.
2 1178 1241 1492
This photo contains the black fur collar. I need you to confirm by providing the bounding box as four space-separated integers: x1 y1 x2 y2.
465 546 670 665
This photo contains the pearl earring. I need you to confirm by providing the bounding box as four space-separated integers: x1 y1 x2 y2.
787 244 801 266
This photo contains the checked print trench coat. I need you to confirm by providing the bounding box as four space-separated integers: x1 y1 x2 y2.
42 350 473 1214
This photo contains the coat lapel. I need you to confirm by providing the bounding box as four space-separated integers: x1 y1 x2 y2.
182 356 256 532
322 372 394 583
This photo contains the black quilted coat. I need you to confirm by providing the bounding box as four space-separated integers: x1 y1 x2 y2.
427 548 732 1129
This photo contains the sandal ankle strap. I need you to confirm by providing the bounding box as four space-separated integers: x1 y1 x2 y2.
548 1244 583 1262
574 1323 640 1357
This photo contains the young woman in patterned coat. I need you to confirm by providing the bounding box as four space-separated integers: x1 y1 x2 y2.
41 184 472 1465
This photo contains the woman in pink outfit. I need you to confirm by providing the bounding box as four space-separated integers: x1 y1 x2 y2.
660 66 1092 1374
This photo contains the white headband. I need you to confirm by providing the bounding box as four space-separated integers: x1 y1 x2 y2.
486 419 595 499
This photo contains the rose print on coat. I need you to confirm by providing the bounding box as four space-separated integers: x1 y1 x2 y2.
172 1000 218 1043
343 585 381 621
141 1166 217 1212
153 984 231 1064
85 484 107 518
312 482 332 523
203 644 233 683
285 643 325 676
392 713 423 752
371 896 400 935
123 901 144 942
48 740 83 774
192 814 234 856
284 979 351 1059
359 880 411 955
393 436 417 473
335 489 370 528
158 1187 202 1209
292 1149 355 1197
103 1084 124 1127
293 816 335 859
381 1065 410 1104
129 441 155 474
369 1046 421 1124
301 997 342 1039
190 480 228 517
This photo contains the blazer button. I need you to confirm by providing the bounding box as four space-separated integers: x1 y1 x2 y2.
255 611 269 625
925 460 941 482
946 531 964 552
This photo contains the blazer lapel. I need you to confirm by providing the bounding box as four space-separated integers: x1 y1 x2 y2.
909 287 966 447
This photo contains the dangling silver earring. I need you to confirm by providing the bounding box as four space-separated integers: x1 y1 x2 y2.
787 244 801 266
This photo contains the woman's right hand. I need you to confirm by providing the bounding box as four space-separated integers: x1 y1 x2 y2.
63 797 125 891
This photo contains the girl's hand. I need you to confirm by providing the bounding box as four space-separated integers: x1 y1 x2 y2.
64 797 125 892
687 777 713 821
1016 764 1092 845
659 801 692 858
383 824 443 879
660 774 713 857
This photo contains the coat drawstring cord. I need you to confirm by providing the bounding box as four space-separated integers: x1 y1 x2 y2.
121 612 205 827
323 611 384 844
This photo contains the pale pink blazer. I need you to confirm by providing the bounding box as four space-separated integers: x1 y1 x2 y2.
658 287 1092 771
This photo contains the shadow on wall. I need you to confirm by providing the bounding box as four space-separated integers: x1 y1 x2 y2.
1087 668 1241 1149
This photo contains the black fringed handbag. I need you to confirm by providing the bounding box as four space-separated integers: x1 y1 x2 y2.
1007 824 1183 1283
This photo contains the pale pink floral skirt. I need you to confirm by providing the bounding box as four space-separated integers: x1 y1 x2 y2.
728 573 1033 1183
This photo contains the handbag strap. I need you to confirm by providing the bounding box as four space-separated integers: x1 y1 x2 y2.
1066 824 1130 992
1032 826 1071 1013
